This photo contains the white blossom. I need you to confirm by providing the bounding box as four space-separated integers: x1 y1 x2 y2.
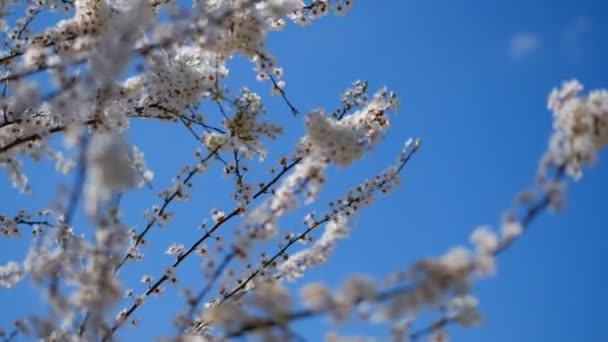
300 282 333 310
165 243 185 256
85 133 136 216
470 226 498 254
501 221 523 241
544 79 608 180
0 261 23 288
448 295 482 326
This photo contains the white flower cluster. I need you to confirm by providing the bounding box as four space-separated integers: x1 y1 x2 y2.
0 150 30 193
264 153 327 221
203 88 283 160
447 295 482 326
288 257 480 341
300 275 377 320
0 261 23 288
128 47 226 117
289 0 354 24
469 226 498 275
85 133 136 216
299 282 333 310
131 145 154 188
544 79 608 180
305 110 364 166
22 228 98 326
86 0 154 86
165 243 185 257
200 281 292 337
331 80 369 118
305 88 398 166
0 215 19 238
279 214 349 280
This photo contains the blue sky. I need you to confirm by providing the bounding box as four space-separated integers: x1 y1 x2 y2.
1 0 608 341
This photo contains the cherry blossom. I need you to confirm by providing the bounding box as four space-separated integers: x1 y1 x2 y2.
0 1 604 342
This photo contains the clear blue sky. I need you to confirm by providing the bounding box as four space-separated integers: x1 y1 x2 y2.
1 0 607 341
